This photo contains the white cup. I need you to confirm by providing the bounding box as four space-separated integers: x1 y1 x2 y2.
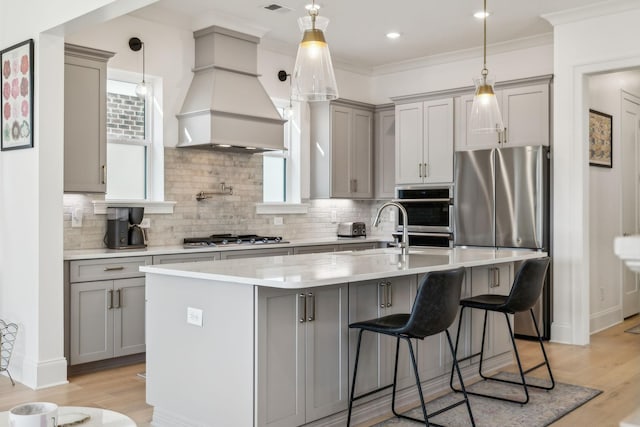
9 402 58 427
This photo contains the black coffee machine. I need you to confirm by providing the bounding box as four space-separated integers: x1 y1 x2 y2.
105 207 146 249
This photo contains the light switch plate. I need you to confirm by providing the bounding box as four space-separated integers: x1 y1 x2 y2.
187 307 203 327
71 207 83 228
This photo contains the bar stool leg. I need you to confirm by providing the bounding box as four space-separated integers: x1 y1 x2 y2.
445 330 476 427
347 329 365 427
530 308 555 390
391 336 402 417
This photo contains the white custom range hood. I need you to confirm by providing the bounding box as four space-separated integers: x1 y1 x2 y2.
177 26 286 153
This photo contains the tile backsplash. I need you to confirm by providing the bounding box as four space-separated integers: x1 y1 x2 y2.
64 148 395 250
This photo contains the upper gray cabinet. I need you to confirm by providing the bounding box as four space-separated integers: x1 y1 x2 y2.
374 105 396 199
395 98 454 185
310 100 373 199
64 44 114 193
455 78 550 151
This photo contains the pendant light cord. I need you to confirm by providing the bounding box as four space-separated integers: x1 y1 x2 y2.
482 0 488 78
142 42 146 84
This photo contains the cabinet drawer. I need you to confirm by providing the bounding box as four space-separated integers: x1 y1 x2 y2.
153 252 220 264
70 256 152 282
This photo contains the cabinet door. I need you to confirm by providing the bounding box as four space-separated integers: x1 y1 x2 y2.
305 285 349 422
152 252 220 264
395 102 423 185
64 54 107 193
470 264 513 360
257 288 306 427
113 277 146 357
351 108 373 198
455 93 502 151
293 245 337 255
338 242 379 252
348 277 415 399
502 84 549 147
423 98 454 183
330 105 353 198
375 109 396 199
70 280 114 364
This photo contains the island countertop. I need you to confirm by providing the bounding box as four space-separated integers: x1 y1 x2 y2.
140 246 546 288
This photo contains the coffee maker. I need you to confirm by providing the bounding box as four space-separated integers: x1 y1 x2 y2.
105 207 146 249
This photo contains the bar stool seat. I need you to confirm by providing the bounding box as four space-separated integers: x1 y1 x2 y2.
450 257 555 405
347 267 475 427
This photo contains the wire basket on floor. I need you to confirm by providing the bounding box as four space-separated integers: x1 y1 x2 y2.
0 319 18 385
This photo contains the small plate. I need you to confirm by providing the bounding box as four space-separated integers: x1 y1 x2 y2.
58 412 91 426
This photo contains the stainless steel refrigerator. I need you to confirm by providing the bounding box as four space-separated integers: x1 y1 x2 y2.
454 145 551 339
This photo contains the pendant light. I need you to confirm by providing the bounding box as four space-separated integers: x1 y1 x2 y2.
128 37 148 99
292 1 339 102
277 70 295 119
469 0 504 133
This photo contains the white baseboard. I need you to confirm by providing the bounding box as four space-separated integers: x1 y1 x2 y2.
590 306 622 334
18 357 68 390
550 321 574 344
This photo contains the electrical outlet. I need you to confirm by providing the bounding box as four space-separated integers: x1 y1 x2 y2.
331 210 337 223
140 218 151 228
187 307 203 327
274 217 283 225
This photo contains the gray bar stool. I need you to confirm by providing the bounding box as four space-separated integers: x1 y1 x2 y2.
347 267 475 427
449 257 554 405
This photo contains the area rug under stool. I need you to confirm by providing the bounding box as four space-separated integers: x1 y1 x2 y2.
624 323 640 334
374 373 601 427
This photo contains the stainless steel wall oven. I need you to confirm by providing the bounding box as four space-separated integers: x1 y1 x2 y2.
393 185 454 247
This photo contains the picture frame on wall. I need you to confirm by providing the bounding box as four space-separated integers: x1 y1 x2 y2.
588 109 612 168
1 39 34 151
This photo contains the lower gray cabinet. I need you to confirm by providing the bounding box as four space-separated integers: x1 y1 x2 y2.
256 284 349 427
469 264 514 360
152 252 220 264
70 277 145 364
348 276 417 398
221 247 293 260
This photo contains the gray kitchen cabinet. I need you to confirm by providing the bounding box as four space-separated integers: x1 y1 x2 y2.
348 276 417 398
256 284 349 426
152 252 220 264
455 80 550 151
469 263 514 360
395 98 454 185
64 44 114 193
220 247 292 260
68 256 151 365
374 105 396 199
310 100 374 199
338 242 380 252
293 245 337 255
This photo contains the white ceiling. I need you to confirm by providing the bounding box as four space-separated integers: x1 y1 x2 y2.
130 0 609 71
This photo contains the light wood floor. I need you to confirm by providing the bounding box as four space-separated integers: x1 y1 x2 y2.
0 316 638 427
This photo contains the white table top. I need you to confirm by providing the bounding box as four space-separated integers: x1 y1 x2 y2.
141 246 547 289
0 406 136 427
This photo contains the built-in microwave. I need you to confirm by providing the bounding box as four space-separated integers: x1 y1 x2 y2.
394 185 454 233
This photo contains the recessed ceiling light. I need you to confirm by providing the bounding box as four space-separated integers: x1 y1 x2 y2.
386 32 401 40
474 10 490 19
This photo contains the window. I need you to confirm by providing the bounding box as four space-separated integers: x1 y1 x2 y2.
261 99 304 211
105 79 150 200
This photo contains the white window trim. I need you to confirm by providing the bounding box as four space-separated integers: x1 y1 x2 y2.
93 200 176 214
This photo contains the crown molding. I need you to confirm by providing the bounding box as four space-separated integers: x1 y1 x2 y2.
542 0 640 26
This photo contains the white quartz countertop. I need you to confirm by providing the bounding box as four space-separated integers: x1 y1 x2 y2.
140 247 546 288
63 236 386 260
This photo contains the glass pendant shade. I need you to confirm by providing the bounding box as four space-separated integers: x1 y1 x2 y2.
469 75 504 133
135 81 148 99
292 14 339 102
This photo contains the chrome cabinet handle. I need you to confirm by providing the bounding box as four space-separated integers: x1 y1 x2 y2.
418 163 422 178
503 127 508 144
424 163 429 178
114 289 121 309
299 293 306 323
107 290 113 309
102 165 106 185
307 292 315 322
490 267 500 288
104 266 125 272
379 282 387 308
386 282 392 308
353 179 357 193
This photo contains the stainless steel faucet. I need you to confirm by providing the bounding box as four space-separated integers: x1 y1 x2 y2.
373 201 409 257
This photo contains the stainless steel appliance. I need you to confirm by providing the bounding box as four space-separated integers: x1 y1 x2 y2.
393 184 454 248
454 145 551 339
337 222 366 238
183 234 288 249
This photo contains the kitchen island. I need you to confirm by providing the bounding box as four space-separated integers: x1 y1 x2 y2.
141 247 546 427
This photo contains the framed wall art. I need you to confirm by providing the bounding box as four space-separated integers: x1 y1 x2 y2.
588 109 612 168
1 39 34 151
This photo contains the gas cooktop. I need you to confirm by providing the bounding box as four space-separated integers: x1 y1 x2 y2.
183 234 288 249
